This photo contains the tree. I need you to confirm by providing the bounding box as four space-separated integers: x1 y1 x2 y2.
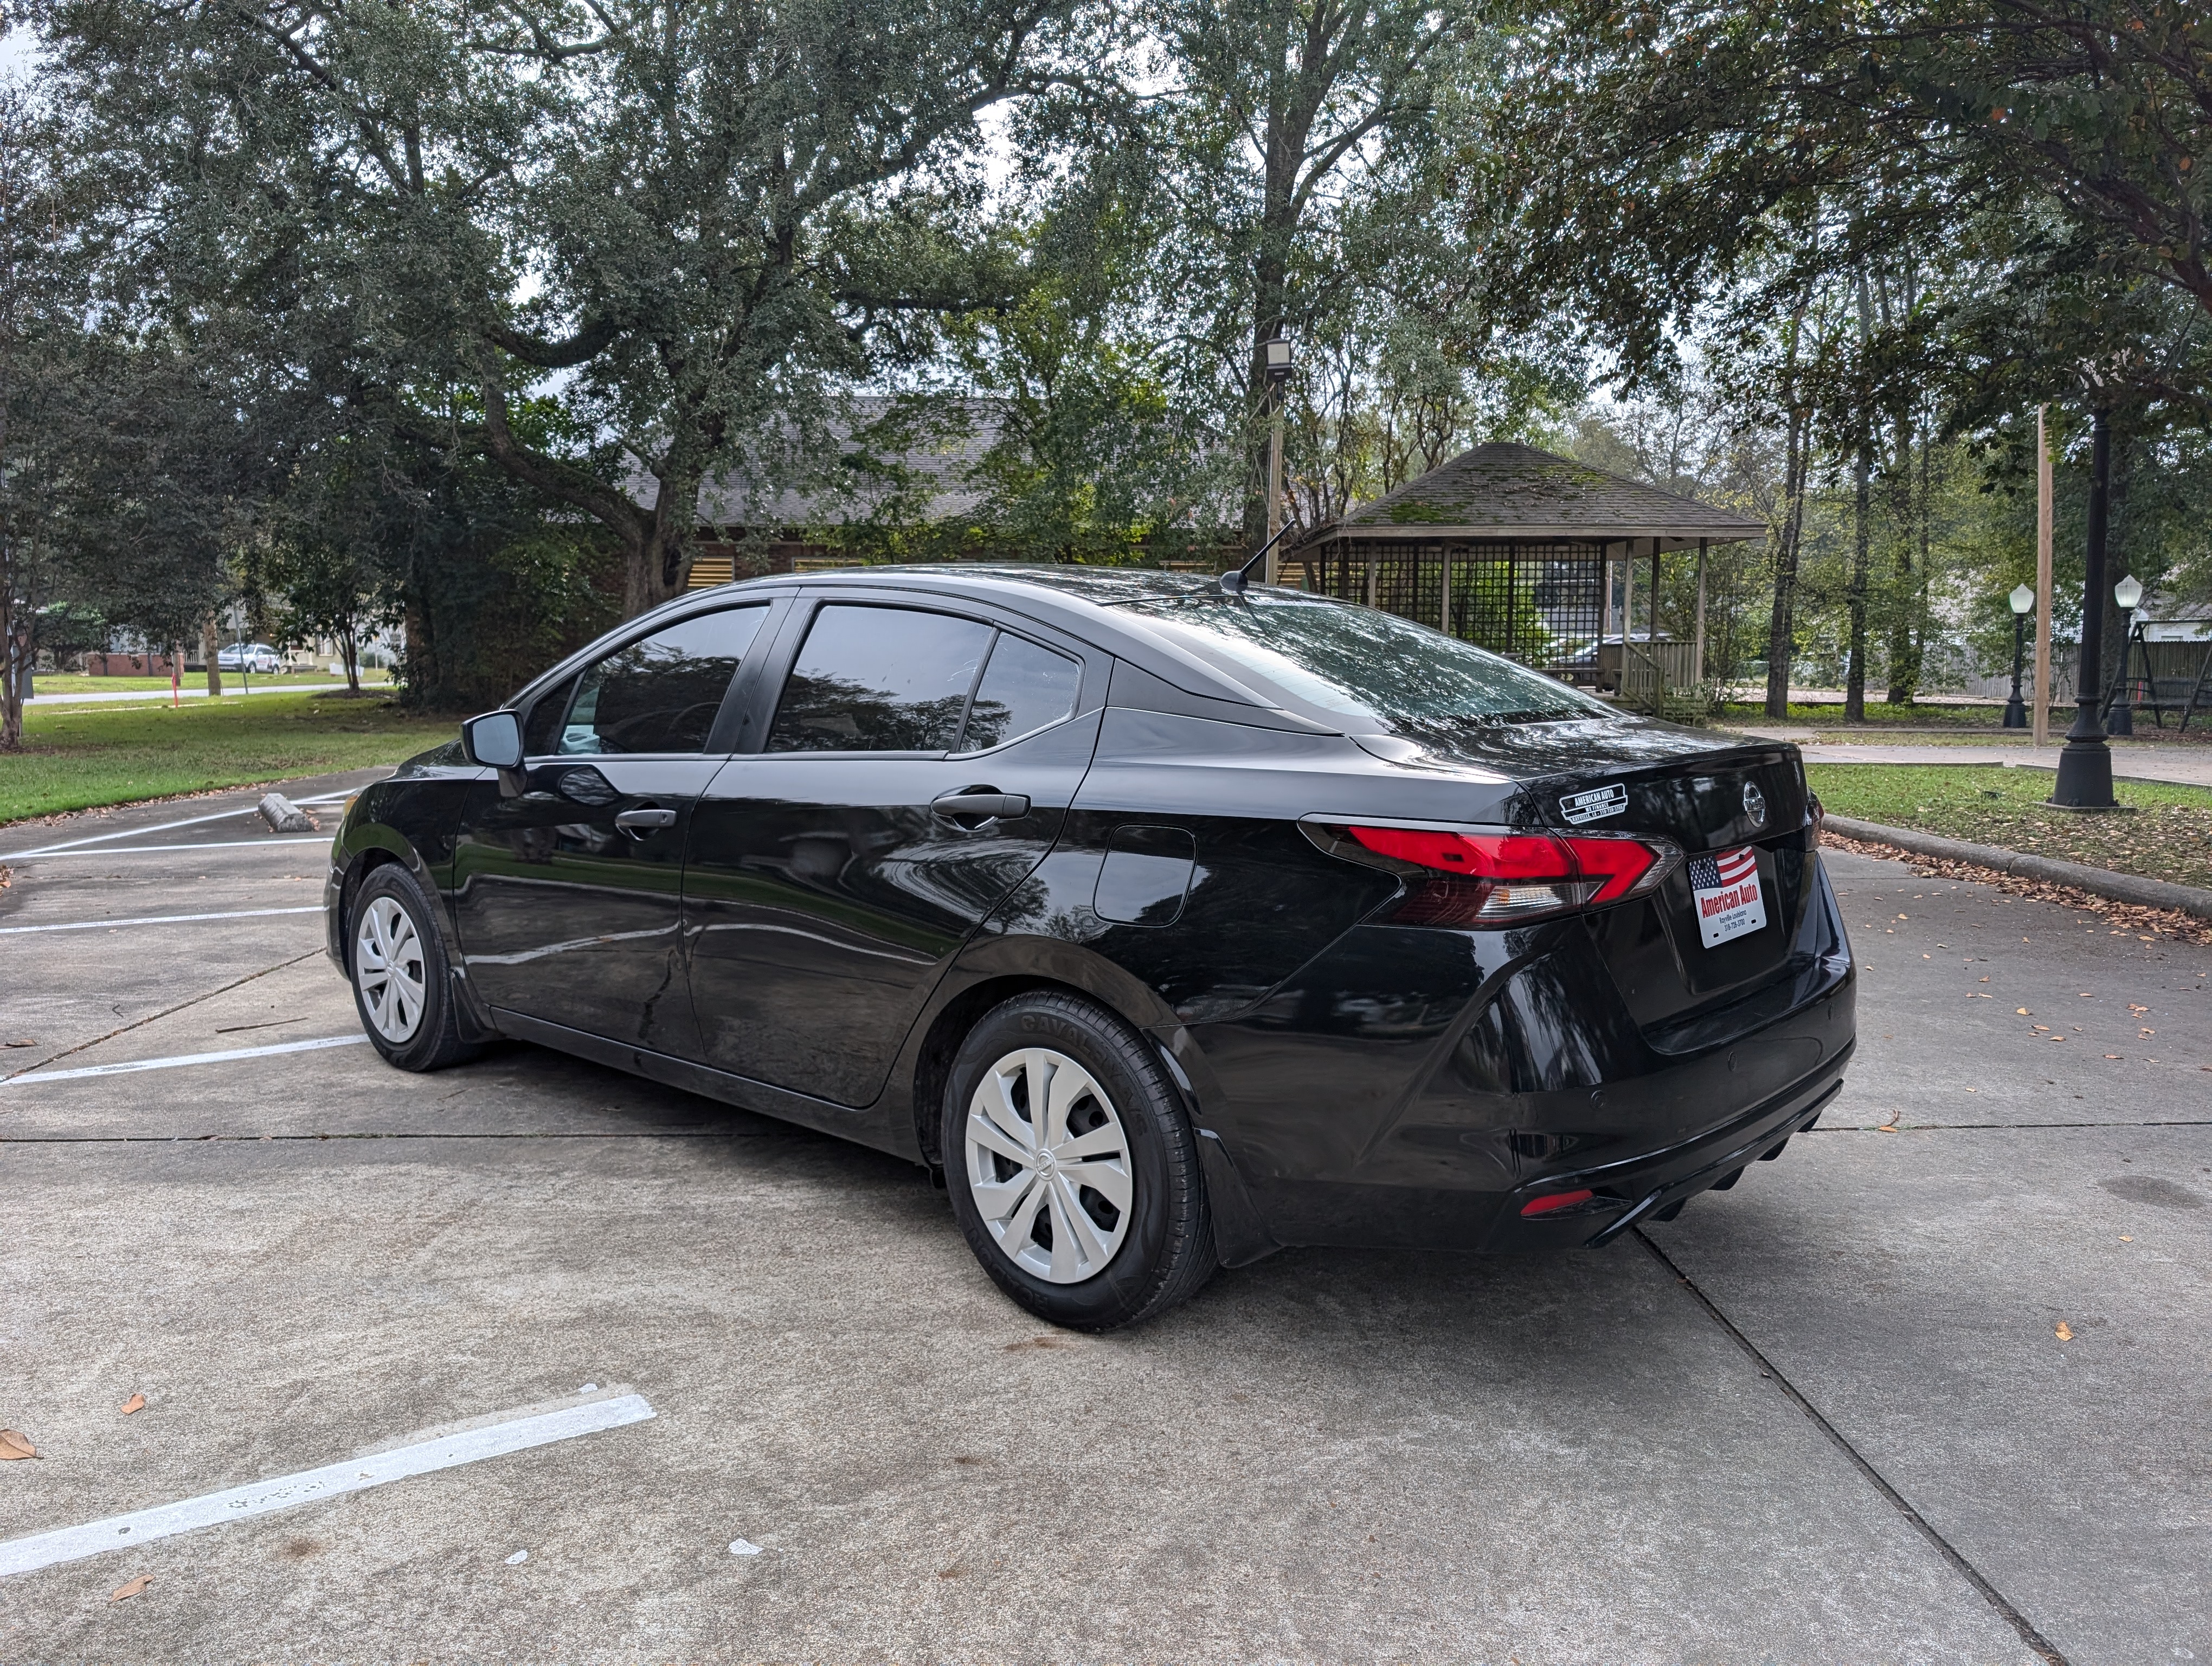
1077 0 1489 542
0 85 78 750
31 0 1095 617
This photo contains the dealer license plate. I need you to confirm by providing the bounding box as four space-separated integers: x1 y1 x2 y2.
1688 845 1767 948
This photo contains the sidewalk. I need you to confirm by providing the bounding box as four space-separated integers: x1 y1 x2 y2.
1725 729 2212 791
25 681 356 706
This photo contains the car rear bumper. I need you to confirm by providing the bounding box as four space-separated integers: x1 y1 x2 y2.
1482 1041 1849 1250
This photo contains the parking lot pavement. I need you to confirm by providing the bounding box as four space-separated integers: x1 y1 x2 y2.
1 794 2204 1663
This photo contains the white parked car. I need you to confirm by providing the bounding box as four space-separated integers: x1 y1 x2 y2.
217 642 284 675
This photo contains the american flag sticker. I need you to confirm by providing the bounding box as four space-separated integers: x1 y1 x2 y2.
1688 845 1766 947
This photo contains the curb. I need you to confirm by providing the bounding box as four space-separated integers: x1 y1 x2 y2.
1823 814 2212 921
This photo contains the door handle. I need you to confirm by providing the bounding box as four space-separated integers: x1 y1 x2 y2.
931 790 1030 823
614 806 678 836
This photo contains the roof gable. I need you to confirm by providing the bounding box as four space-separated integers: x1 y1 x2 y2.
1320 441 1766 547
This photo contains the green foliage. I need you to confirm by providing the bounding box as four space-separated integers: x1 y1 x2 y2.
3 690 454 824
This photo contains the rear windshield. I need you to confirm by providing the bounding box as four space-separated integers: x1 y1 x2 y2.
1116 590 1610 731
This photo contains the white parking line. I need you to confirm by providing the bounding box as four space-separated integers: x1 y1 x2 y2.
0 1393 657 1578
7 838 331 860
0 906 325 936
3 1035 368 1086
0 795 355 860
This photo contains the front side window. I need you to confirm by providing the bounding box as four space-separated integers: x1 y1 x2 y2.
556 606 767 755
768 605 995 753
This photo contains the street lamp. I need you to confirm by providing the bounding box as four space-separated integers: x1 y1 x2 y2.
2003 583 2033 729
2107 573 2145 735
1263 331 1294 584
2051 410 2117 808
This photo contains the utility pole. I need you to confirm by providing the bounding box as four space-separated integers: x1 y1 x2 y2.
2034 406 2052 748
1263 331 1294 585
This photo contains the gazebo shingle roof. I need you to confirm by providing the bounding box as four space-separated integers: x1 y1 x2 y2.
1309 441 1767 550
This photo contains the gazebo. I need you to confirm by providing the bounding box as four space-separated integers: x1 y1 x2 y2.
1283 443 1766 702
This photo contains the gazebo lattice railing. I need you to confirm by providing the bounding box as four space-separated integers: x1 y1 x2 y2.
1282 540 1606 676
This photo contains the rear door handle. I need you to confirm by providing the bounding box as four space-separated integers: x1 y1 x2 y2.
614 807 678 836
931 791 1030 823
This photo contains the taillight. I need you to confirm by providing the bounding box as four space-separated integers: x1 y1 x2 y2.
1337 823 1680 927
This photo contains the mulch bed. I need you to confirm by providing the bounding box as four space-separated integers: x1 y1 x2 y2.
1821 830 2212 947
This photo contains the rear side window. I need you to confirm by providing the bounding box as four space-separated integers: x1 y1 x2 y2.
1118 590 1610 729
960 633 1079 752
769 605 994 753
556 606 767 755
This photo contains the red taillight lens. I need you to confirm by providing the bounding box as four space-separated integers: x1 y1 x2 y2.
1559 835 1656 904
1347 825 1570 879
1342 824 1675 926
1521 1189 1595 1216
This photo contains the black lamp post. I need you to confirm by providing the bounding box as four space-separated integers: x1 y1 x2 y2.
2106 573 2144 737
2051 409 2118 808
2003 583 2033 728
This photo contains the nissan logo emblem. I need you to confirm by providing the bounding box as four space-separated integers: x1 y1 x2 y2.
1742 782 1768 827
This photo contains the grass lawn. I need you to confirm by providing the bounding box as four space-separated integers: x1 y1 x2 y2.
2 689 456 826
1807 763 2212 891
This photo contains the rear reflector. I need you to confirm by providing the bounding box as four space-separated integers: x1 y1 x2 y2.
1342 824 1678 925
1521 1189 1595 1217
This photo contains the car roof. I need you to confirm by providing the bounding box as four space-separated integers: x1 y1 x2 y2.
679 563 1329 717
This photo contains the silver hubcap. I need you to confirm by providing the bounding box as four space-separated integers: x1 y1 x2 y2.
355 896 427 1044
963 1047 1133 1284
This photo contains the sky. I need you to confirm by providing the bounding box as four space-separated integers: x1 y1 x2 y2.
1 28 42 81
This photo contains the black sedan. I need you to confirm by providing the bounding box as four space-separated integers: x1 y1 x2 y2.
326 567 1854 1329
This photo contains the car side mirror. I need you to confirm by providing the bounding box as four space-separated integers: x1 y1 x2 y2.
462 709 524 772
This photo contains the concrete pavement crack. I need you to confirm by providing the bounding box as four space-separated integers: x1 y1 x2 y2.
1634 1228 2072 1666
1812 1119 2212 1132
0 949 325 1087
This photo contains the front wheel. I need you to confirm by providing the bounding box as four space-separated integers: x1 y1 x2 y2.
944 992 1215 1331
348 864 476 1072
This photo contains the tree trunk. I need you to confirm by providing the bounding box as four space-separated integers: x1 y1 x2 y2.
2101 431 2134 704
201 614 223 697
1763 290 1812 720
1885 417 1916 704
623 475 698 617
1764 405 1810 720
0 605 22 752
342 625 361 695
1846 443 1870 721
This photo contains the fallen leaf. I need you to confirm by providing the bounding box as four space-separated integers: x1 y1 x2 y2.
0 1430 36 1460
120 1394 145 1416
2106 1054 2123 1060
2054 1321 2074 1342
2139 1028 2156 1037
2121 1235 2134 1242
110 1575 152 1602
1002 1335 1075 1353
2 1039 35 1048
2016 1008 2031 1016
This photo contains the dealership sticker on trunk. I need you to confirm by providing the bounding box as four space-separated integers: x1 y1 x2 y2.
1559 783 1628 824
1688 845 1766 947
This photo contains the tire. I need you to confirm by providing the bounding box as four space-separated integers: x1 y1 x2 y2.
347 863 477 1072
943 991 1216 1330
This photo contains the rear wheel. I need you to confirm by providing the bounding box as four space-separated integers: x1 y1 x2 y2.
348 864 475 1072
944 992 1214 1330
